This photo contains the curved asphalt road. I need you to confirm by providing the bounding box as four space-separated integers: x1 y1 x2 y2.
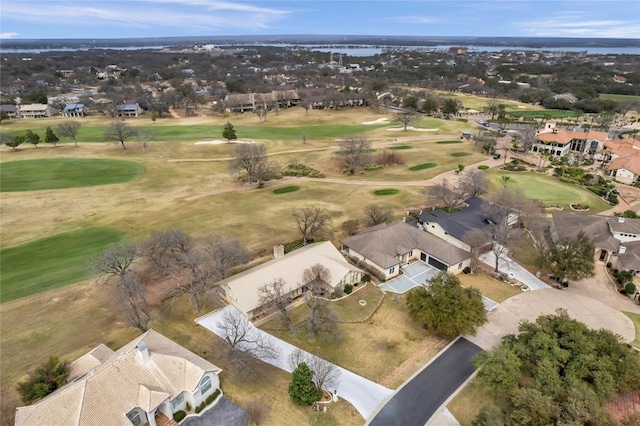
367 338 482 426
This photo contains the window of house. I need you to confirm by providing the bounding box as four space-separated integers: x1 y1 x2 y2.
127 410 142 426
389 267 395 274
408 250 413 257
199 375 212 395
171 393 184 410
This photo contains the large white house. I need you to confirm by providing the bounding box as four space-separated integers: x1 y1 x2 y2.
15 330 222 426
18 103 55 118
532 122 610 158
218 241 364 318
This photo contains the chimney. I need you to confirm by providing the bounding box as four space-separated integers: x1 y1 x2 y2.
619 217 625 223
136 341 150 362
273 244 285 258
619 246 627 254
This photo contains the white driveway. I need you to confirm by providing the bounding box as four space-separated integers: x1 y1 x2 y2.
196 306 393 420
479 251 550 291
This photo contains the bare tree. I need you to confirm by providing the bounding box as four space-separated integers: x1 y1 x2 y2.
293 207 332 244
460 168 489 198
136 129 154 153
212 100 228 117
518 125 538 154
230 143 268 184
519 199 550 267
302 264 332 297
259 278 295 332
338 137 371 174
484 188 525 271
288 349 341 392
246 399 270 425
204 234 250 279
56 121 82 147
167 243 219 312
463 228 491 272
0 386 18 426
91 241 139 284
103 121 138 150
255 105 268 123
117 271 151 332
306 296 338 339
217 309 279 376
299 97 311 115
486 101 500 120
364 204 392 226
425 180 467 212
394 110 417 131
140 229 192 276
340 219 360 236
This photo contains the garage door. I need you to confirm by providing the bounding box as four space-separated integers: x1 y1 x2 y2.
427 256 447 271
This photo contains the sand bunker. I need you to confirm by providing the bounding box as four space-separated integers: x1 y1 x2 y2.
194 140 253 145
387 126 437 132
362 117 390 125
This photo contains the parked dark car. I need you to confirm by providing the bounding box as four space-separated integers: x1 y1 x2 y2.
493 153 501 159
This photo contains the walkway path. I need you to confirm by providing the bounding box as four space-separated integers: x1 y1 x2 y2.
195 306 393 420
479 251 550 290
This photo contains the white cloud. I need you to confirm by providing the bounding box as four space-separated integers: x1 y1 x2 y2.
518 16 640 38
0 32 19 39
1 1 291 32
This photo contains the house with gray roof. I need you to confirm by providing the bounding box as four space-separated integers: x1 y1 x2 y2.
341 222 471 280
0 104 20 119
15 330 223 426
551 212 640 273
61 103 85 117
116 103 143 117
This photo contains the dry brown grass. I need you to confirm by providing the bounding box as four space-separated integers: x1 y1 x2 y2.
262 293 445 386
0 280 365 425
446 378 495 426
458 272 522 303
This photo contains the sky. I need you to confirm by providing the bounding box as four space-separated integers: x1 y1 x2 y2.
1 0 639 40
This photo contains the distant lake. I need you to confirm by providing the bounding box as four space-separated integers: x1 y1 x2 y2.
2 43 638 56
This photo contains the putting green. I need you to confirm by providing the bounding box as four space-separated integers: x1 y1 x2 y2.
1 158 146 191
273 185 300 194
373 188 400 196
409 163 437 171
0 227 126 302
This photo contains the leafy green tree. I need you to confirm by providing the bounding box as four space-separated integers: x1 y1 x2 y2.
474 309 640 425
2 134 23 151
17 356 69 404
56 121 81 148
288 362 322 405
403 95 418 110
406 272 487 337
25 130 40 149
44 126 59 147
441 98 460 116
222 122 237 143
546 230 595 285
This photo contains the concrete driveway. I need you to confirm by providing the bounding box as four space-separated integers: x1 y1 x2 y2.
466 288 636 350
479 250 550 291
182 396 247 426
196 306 393 420
565 264 640 314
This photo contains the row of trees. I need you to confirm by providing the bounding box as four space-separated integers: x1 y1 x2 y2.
3 122 81 151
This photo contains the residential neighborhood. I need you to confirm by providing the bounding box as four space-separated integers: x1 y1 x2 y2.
2 5 640 426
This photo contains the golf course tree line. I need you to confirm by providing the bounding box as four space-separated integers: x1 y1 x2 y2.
91 229 250 330
473 310 640 425
2 122 83 151
406 272 487 338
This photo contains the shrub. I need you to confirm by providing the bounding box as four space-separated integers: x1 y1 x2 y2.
195 402 206 413
344 284 354 294
377 150 405 166
362 274 371 282
457 118 468 122
206 389 221 404
173 411 186 422
281 162 325 178
363 163 383 171
608 194 619 205
478 165 489 170
625 283 636 295
607 262 612 268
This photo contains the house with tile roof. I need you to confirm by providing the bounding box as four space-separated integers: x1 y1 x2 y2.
603 138 640 185
551 212 640 273
218 241 363 318
341 222 471 280
532 121 610 159
15 330 222 426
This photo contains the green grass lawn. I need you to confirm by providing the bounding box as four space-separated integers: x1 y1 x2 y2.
409 163 437 171
3 123 385 142
486 170 611 213
507 110 578 119
0 227 126 302
450 152 471 157
272 185 300 194
1 158 145 191
623 312 640 349
600 93 640 103
389 145 413 150
373 188 400 195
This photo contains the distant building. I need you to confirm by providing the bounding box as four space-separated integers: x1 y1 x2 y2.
61 103 85 117
18 103 54 118
0 104 20 119
449 46 469 55
116 103 143 117
532 121 610 158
